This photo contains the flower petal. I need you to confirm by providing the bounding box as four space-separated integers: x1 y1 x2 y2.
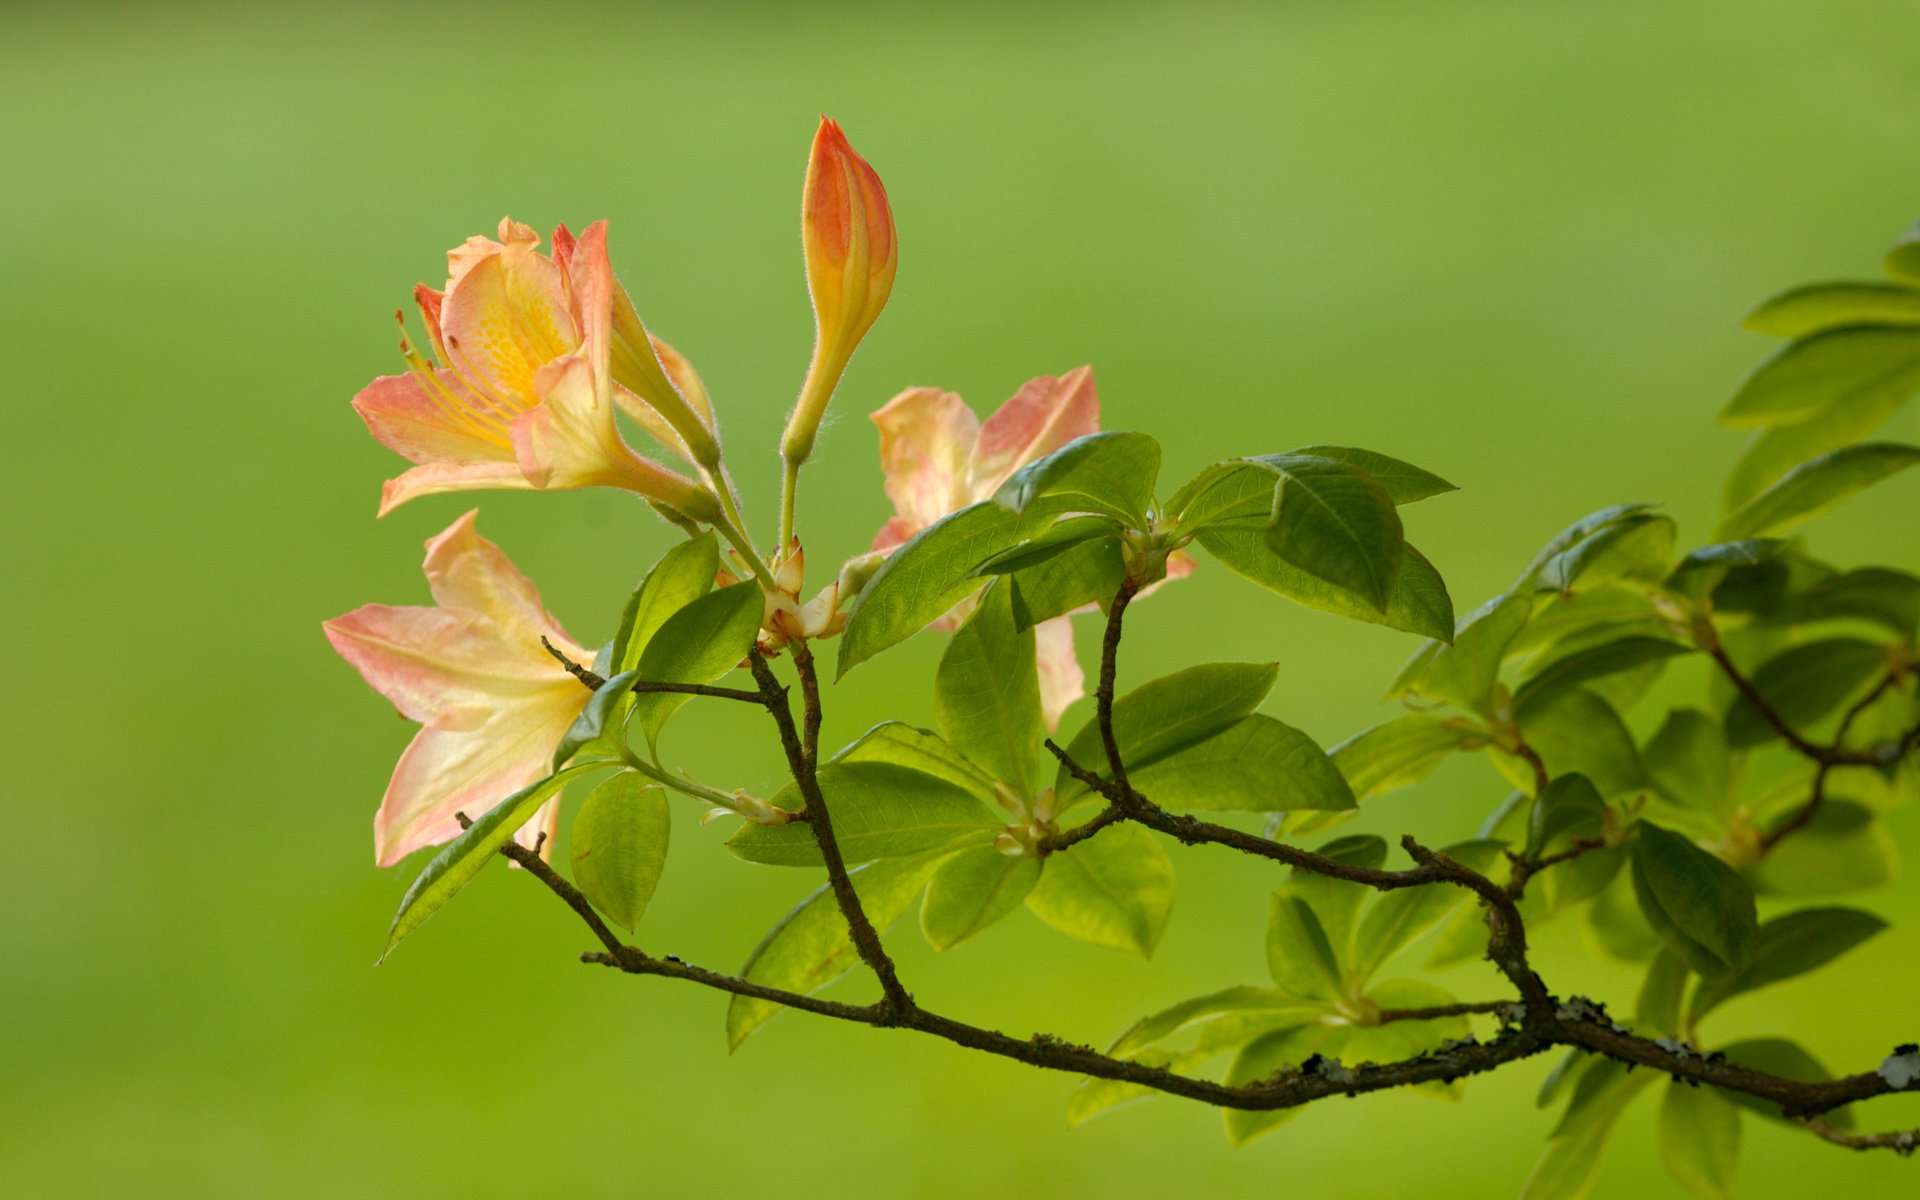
323 603 566 727
967 366 1101 497
439 223 576 405
353 372 516 466
871 387 981 541
373 691 583 865
375 461 535 517
419 511 583 652
1033 616 1087 731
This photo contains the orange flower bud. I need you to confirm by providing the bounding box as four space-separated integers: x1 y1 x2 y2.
782 117 898 465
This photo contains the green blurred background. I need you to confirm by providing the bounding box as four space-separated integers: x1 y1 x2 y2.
6 1 1920 1195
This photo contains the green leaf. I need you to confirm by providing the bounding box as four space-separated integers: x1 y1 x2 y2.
726 851 947 1048
1330 713 1480 802
1527 774 1606 859
1743 281 1920 338
1689 906 1887 1021
1723 382 1912 510
1257 454 1405 611
1534 512 1676 594
630 582 764 748
1668 539 1789 600
1279 834 1386 973
1512 687 1644 798
828 721 1000 800
1719 326 1920 429
919 844 1042 950
1644 709 1733 816
1886 219 1920 286
1026 824 1174 956
973 515 1119 573
1167 460 1278 533
1636 947 1690 1036
611 532 718 675
381 764 598 959
553 668 641 770
1112 985 1322 1056
1752 800 1899 895
1716 1039 1853 1129
1723 637 1888 748
1349 841 1503 983
1008 534 1127 630
725 762 1000 866
569 773 670 932
1266 892 1344 1002
1287 445 1458 504
1052 662 1277 807
1718 442 1920 539
1521 1059 1656 1200
1587 869 1664 964
1221 1024 1343 1146
1196 528 1455 641
1630 823 1758 974
1782 566 1920 636
1659 1080 1742 1199
1391 592 1531 713
991 431 1161 526
1517 504 1660 590
1123 714 1355 814
1513 636 1691 714
838 501 1054 676
934 583 1044 796
1065 1045 1208 1127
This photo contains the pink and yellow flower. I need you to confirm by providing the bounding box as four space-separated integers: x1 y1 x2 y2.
868 366 1193 727
353 219 719 519
323 511 592 866
783 118 898 467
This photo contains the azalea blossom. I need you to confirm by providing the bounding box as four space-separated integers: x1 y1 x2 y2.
783 117 899 468
868 366 1193 727
323 511 592 865
353 218 719 519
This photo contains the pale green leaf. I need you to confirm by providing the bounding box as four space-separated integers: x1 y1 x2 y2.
1690 906 1886 1021
611 532 718 675
1349 840 1503 983
1287 445 1458 504
1751 800 1899 896
569 773 670 932
725 762 1000 866
1659 1080 1742 1199
1123 714 1354 814
934 582 1044 796
828 721 1000 800
631 582 764 748
991 431 1161 526
1743 281 1920 338
1330 713 1480 802
919 844 1042 950
1111 985 1321 1056
1196 528 1454 641
1718 327 1920 429
1053 662 1278 808
1718 442 1920 539
553 668 640 770
1026 824 1175 956
1221 1024 1344 1146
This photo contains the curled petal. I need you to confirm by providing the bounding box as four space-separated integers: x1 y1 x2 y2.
968 366 1101 496
323 604 564 728
419 510 582 646
353 372 516 466
439 225 576 405
513 357 713 519
376 461 534 517
872 387 981 540
1033 617 1087 731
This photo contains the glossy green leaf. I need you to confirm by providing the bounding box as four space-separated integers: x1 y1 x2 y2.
828 722 1000 800
838 501 1054 676
1166 460 1278 532
1254 454 1405 611
1511 687 1644 798
1007 534 1126 630
1330 712 1480 802
1659 1079 1741 1200
1392 591 1531 713
726 851 948 1048
991 431 1161 526
1689 906 1886 1021
1112 985 1322 1056
1521 1059 1656 1200
1888 220 1920 285
1221 1024 1343 1146
1527 774 1606 858
1052 662 1278 807
1287 445 1458 504
1644 709 1732 816
552 669 641 770
1516 504 1660 590
1723 383 1912 511
1668 539 1789 599
1718 326 1920 429
1751 801 1899 895
1025 823 1174 956
569 773 670 932
1635 947 1690 1036
1279 835 1386 972
726 762 1000 866
1743 280 1920 338
381 763 598 959
611 532 718 675
1718 442 1920 539
1196 527 1455 641
1350 841 1503 982
630 582 764 748
1782 566 1920 635
934 583 1044 796
1513 635 1690 714
919 844 1042 950
1123 714 1355 814
1716 1039 1852 1129
1534 511 1676 594
972 515 1119 573
1266 892 1344 1002
1631 823 1757 975
1723 637 1888 748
